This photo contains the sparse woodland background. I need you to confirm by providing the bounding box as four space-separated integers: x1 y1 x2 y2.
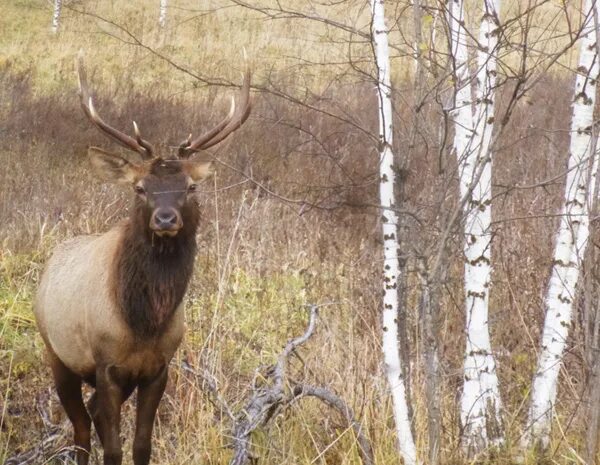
1 0 599 464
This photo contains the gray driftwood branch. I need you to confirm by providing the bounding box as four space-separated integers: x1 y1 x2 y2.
228 304 374 465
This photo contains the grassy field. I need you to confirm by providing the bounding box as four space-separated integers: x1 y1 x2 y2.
0 0 597 464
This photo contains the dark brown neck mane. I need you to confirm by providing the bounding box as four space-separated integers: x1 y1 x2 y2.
113 201 200 338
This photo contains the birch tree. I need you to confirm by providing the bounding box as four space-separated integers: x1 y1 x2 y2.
448 0 504 453
524 0 600 450
159 0 168 28
51 0 62 33
370 0 418 463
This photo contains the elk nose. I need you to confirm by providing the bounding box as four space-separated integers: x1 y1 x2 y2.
151 208 182 232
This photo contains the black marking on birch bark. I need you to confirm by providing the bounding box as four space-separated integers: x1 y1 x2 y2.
467 290 486 298
468 199 490 211
384 233 395 240
469 255 491 266
384 264 391 270
385 303 393 309
469 348 491 356
381 173 389 183
566 198 584 207
381 215 389 223
553 258 575 267
576 126 593 135
575 91 593 105
558 293 571 304
383 326 388 332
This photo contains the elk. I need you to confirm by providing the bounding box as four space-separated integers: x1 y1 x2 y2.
34 55 251 465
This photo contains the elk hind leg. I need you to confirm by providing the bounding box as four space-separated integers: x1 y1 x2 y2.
49 352 91 465
87 392 105 446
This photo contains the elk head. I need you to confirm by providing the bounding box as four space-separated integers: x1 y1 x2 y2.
77 54 251 238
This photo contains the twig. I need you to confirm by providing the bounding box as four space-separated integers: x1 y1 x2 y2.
180 360 236 423
290 383 375 465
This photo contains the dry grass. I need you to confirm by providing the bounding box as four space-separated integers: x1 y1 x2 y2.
1 1 598 464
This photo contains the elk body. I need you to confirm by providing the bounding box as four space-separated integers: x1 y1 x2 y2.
34 55 251 465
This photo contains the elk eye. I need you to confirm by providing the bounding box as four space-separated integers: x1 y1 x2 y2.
188 184 198 193
134 185 146 195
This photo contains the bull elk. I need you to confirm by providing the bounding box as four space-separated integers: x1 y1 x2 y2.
34 55 251 465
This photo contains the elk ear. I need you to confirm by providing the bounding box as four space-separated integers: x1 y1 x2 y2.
185 159 214 181
88 147 140 184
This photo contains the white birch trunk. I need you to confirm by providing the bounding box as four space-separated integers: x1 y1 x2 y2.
524 0 599 450
371 0 418 463
159 0 168 28
51 0 62 34
448 0 504 453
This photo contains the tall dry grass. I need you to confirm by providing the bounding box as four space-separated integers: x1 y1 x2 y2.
0 1 596 464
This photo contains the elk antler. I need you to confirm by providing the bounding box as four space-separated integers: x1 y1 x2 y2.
178 71 252 158
77 52 155 160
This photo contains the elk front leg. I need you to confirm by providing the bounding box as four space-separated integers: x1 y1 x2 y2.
133 366 168 465
96 365 126 465
88 383 135 449
49 352 91 465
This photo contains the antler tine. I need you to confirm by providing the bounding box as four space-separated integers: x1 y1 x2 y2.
77 52 154 160
178 98 235 158
179 70 252 158
133 121 155 157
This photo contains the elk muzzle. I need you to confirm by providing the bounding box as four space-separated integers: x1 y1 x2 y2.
150 208 183 236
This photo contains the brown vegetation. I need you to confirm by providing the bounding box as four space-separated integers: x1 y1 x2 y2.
0 1 595 463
